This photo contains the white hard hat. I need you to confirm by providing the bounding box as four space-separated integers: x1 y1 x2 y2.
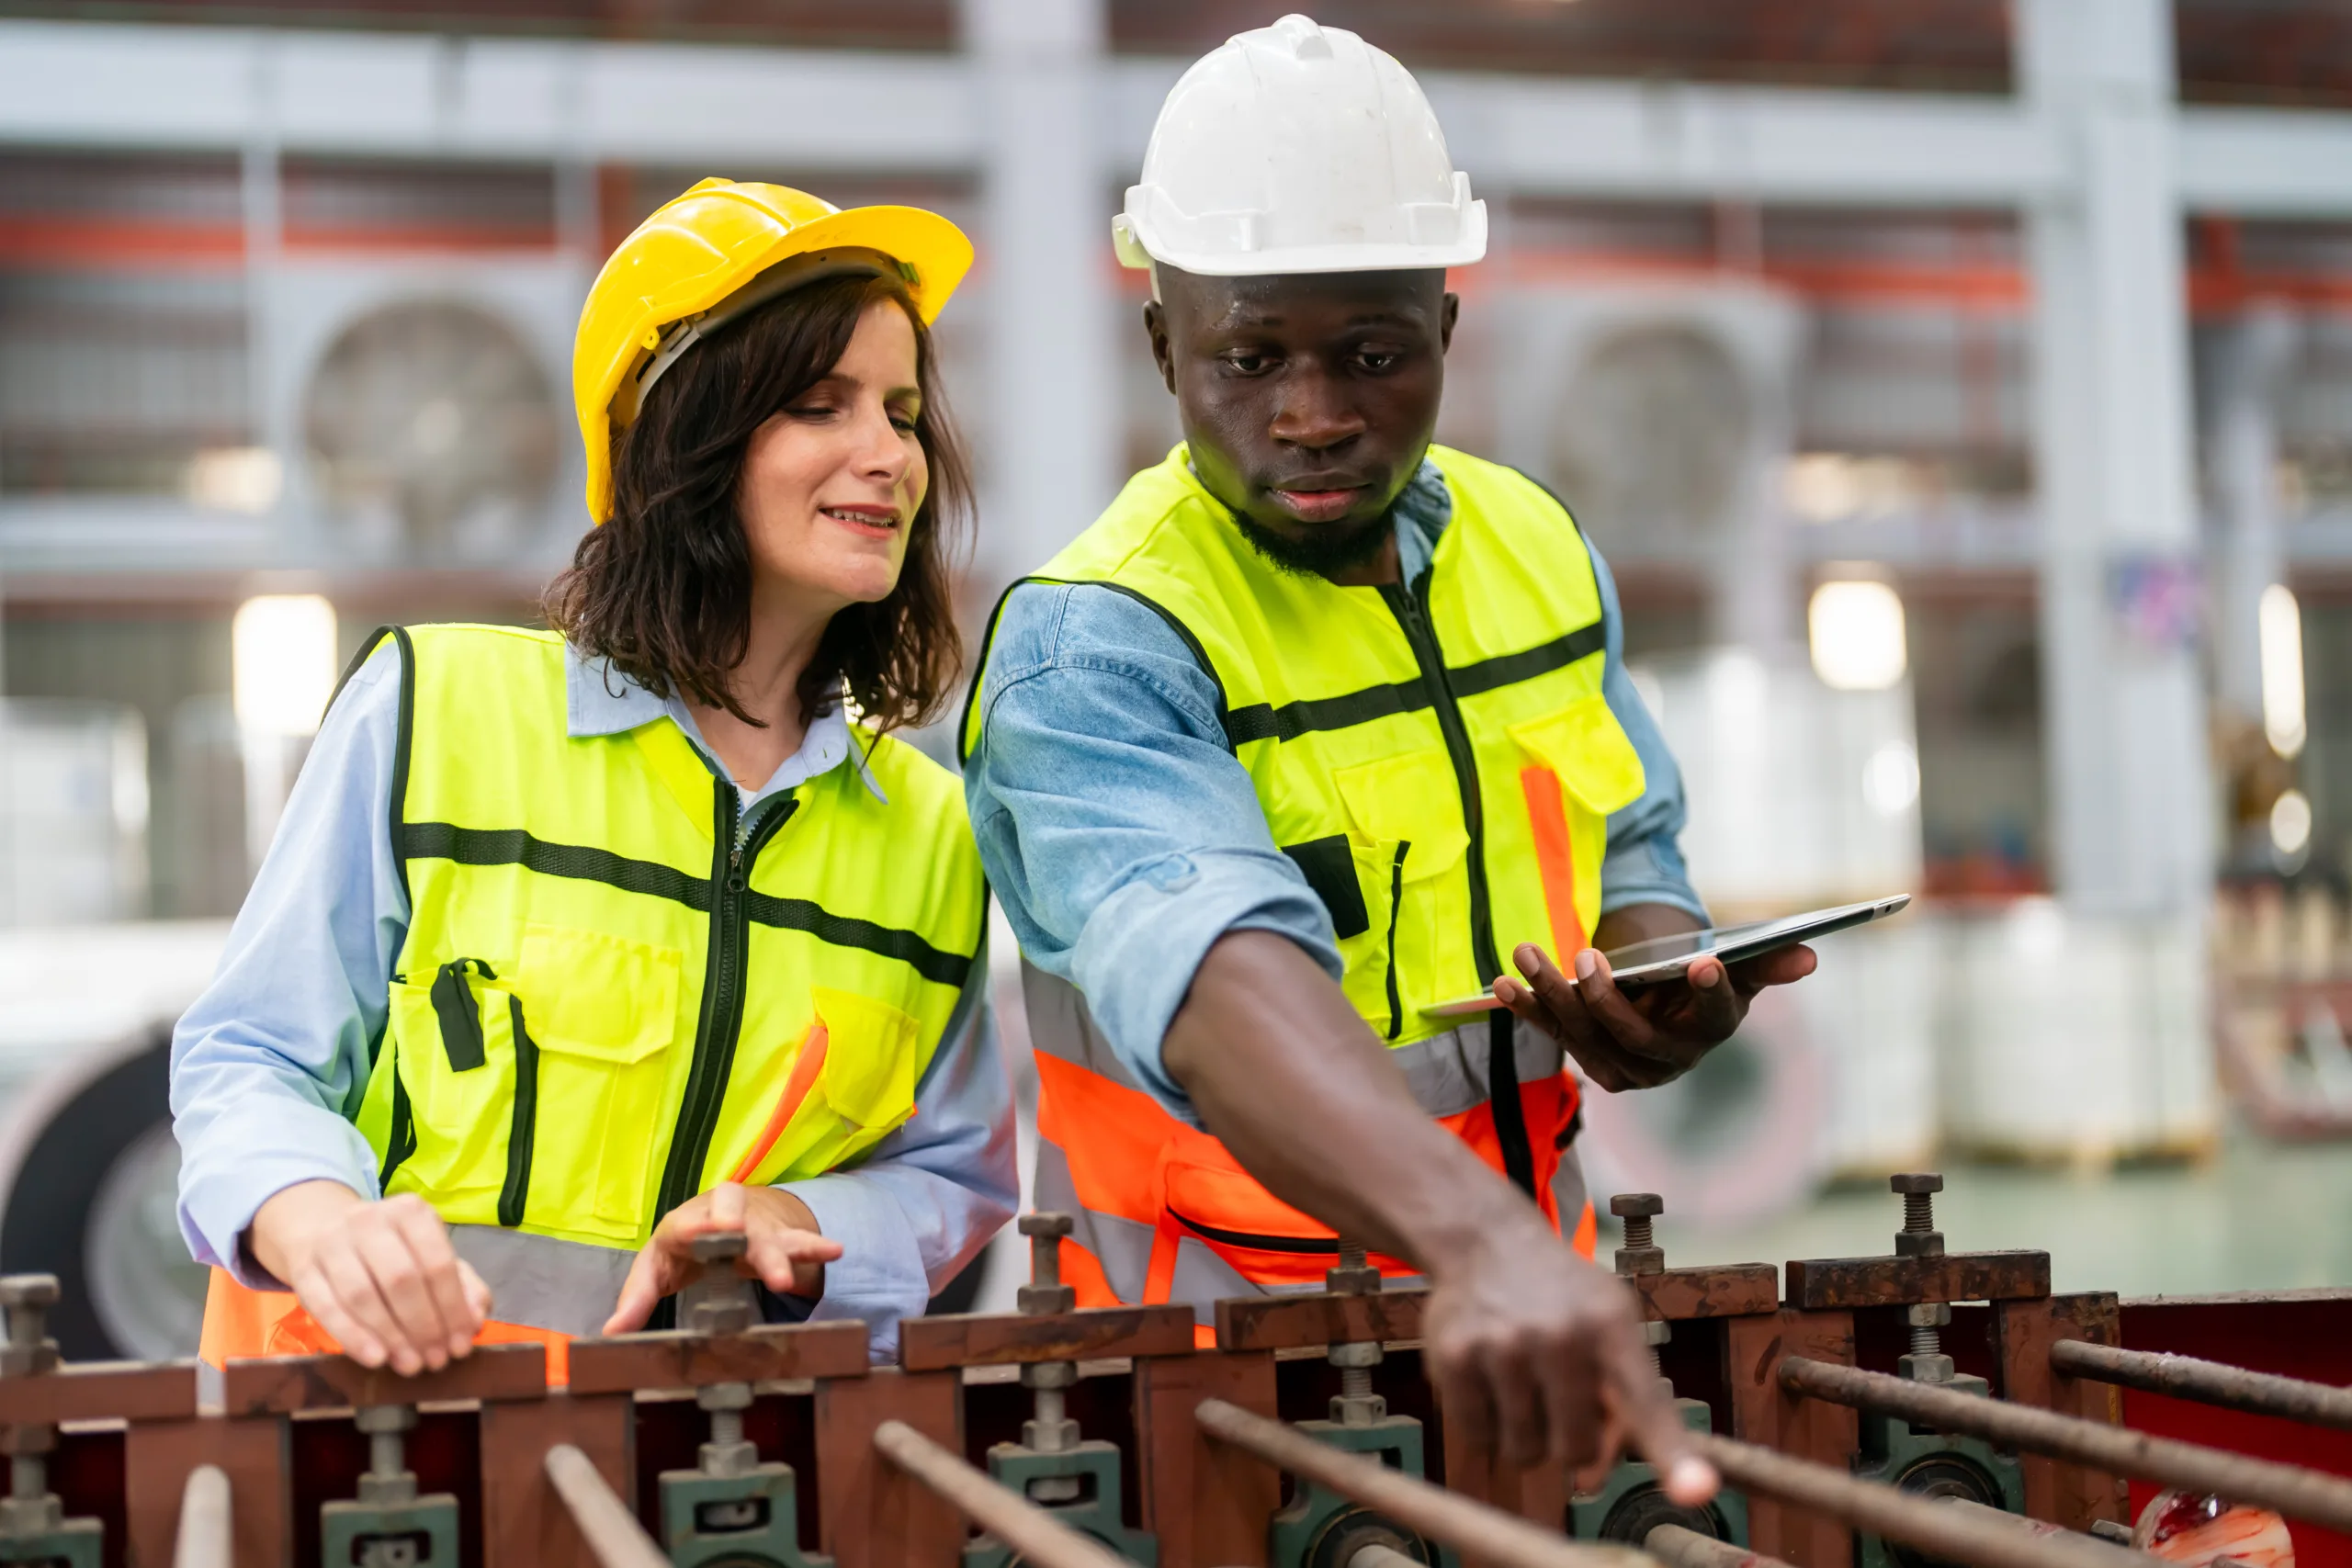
1114 14 1487 277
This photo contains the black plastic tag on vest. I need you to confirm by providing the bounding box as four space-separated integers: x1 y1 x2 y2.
429 957 498 1073
1487 1007 1536 1197
1281 835 1370 940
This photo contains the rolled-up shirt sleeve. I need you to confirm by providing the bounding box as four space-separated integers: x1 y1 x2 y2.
965 583 1339 1123
776 939 1017 1361
1589 545 1709 924
171 643 409 1289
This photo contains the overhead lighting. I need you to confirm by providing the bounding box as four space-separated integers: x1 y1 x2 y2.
2260 582 2306 759
186 446 283 514
2271 788 2312 861
232 595 339 738
1808 578 1908 691
1862 739 1921 818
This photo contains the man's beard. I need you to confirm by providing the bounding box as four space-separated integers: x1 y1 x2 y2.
1233 508 1392 581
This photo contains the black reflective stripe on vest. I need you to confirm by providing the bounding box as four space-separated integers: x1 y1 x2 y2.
1218 617 1605 749
400 821 973 986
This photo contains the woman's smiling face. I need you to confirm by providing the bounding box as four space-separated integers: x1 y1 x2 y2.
737 297 930 618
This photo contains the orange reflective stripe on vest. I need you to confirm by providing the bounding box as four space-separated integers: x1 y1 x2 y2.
199 1269 580 1385
1023 963 1591 1335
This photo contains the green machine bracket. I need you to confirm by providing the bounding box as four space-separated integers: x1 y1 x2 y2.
319 1404 463 1568
1267 1241 1442 1568
661 1235 832 1568
1853 1373 2025 1568
0 1277 100 1568
964 1214 1158 1568
1569 1397 1748 1550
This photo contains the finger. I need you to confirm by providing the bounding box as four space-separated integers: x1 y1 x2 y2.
1679 956 1746 1041
384 1199 480 1357
1575 1404 1632 1495
1485 1341 1549 1470
1513 942 1584 1019
1572 950 1667 1053
747 1228 845 1295
316 1245 410 1372
1533 1325 1599 1471
601 1246 669 1337
1608 1315 1717 1506
1510 946 1639 1085
1731 943 1817 992
353 1224 453 1371
291 1260 389 1370
708 1181 747 1239
455 1259 495 1336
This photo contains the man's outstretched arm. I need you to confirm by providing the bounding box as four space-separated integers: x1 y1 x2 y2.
1167 928 1716 1495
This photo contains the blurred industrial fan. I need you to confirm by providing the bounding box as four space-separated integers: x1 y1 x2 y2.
301 299 561 559
1549 321 1754 555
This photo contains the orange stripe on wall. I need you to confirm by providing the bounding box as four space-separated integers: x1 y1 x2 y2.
1520 765 1586 966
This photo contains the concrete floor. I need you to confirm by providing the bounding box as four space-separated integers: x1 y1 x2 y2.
1645 1128 2352 1299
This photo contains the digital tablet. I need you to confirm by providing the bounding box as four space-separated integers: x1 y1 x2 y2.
1419 893 1911 1020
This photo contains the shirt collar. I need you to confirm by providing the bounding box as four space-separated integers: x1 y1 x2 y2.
564 644 889 805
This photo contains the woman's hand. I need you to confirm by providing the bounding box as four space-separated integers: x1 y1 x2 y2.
601 1181 843 1335
247 1180 492 1374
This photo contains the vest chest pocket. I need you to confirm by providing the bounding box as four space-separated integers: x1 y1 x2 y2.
510 923 684 1241
742 987 924 1185
1328 750 1476 1035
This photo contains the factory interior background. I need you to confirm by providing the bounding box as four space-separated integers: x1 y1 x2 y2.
1 0 2349 1359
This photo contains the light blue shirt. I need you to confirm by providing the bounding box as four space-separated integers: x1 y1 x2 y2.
171 640 1016 1360
963 460 1704 1120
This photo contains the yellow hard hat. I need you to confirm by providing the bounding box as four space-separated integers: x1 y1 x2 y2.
573 177 973 523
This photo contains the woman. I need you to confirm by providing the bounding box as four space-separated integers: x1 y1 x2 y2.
173 179 1014 1377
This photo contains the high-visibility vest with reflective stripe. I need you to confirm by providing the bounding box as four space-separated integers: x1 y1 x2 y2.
963 445 1636 1324
198 624 987 1368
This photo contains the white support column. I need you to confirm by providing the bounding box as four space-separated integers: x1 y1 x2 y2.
959 0 1120 584
2018 0 2214 917
2205 305 2300 724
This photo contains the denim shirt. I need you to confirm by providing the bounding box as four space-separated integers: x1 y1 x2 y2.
963 460 1705 1122
171 641 1016 1361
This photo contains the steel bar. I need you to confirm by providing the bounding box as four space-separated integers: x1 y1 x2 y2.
1193 1397 1652 1568
172 1464 230 1568
544 1443 671 1568
1645 1522 1797 1568
1351 1544 1435 1568
2049 1339 2352 1431
1690 1432 2133 1568
1935 1497 2151 1561
873 1418 1132 1568
1779 1357 2352 1535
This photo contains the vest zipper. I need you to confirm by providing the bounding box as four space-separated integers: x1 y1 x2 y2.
1379 575 1502 986
1383 840 1410 1042
653 784 802 1224
1381 572 1539 1197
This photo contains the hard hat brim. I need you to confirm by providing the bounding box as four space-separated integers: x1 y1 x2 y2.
762 203 974 325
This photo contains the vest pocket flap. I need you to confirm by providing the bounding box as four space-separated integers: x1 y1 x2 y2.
1330 750 1469 879
514 922 682 1064
811 987 922 1128
1508 695 1646 816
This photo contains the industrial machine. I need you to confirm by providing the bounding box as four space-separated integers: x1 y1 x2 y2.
4 1175 2349 1568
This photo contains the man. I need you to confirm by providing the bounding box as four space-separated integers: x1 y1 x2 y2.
961 17 1813 1482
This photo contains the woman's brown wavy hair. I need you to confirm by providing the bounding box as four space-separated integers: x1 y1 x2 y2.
545 271 972 733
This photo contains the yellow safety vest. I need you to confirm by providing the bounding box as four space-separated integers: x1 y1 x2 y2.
204 624 986 1359
960 444 1637 1323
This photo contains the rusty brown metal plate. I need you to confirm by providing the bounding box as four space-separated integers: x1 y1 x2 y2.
897 1303 1195 1371
0 1359 200 1426
564 1321 868 1394
1215 1289 1430 1353
220 1341 548 1415
1783 1250 2050 1310
1630 1263 1781 1320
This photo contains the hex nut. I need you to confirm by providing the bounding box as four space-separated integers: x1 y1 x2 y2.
1642 1319 1673 1347
0 1277 59 1310
1609 1193 1665 1218
688 1232 749 1265
1889 1173 1944 1194
1894 1230 1946 1258
1613 1246 1666 1277
1018 1213 1075 1238
1017 1282 1077 1315
1906 1303 1952 1328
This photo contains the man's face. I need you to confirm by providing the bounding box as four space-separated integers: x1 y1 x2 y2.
1146 266 1456 577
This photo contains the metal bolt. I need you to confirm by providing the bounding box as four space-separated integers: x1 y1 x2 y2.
1610 1193 1666 1276
1017 1213 1077 1315
1020 1357 1080 1451
1325 1235 1381 1296
1642 1317 1672 1379
1899 1302 1955 1384
0 1277 58 1380
695 1380 758 1477
683 1233 755 1335
353 1404 419 1506
1890 1173 1945 1258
